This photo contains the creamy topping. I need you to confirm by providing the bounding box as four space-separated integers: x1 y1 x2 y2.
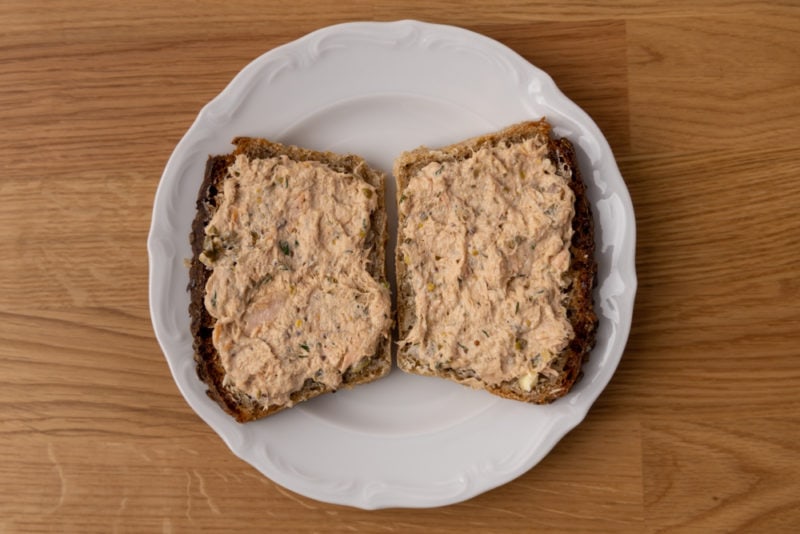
398 137 575 389
201 154 391 407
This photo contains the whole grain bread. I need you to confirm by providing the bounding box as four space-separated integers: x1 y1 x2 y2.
189 138 392 422
393 120 597 403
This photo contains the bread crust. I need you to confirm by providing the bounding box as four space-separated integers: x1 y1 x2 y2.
189 138 391 422
393 120 598 403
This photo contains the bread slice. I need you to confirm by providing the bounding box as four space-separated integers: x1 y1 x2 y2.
394 119 597 403
189 138 392 422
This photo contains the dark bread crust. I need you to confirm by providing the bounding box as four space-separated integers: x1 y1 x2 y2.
394 120 598 403
189 138 391 423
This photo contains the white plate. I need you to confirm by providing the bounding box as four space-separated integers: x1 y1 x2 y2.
148 20 636 510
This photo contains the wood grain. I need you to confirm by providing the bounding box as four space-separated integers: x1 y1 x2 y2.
626 14 800 154
642 417 800 532
1 1 799 532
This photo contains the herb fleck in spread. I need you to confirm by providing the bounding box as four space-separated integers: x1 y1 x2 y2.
201 154 391 407
398 137 575 390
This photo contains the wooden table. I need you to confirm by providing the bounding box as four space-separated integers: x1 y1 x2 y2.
2 1 798 531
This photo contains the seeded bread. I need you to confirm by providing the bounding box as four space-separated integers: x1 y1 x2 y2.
189 138 392 423
393 120 597 403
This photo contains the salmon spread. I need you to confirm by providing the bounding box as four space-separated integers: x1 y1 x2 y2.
200 154 391 407
397 137 575 390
